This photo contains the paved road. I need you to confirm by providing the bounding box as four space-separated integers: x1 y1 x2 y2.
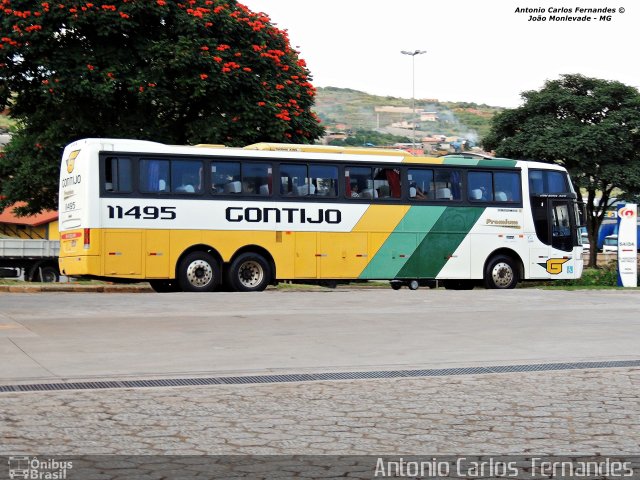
1 289 640 383
1 289 639 458
1 368 639 455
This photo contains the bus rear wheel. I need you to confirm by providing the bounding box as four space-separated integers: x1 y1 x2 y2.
178 251 220 292
484 255 518 289
228 253 271 292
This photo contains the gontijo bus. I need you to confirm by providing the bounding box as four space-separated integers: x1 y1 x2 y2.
58 138 584 292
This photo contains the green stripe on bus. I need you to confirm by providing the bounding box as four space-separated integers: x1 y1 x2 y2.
359 206 447 279
477 159 518 168
395 206 486 279
441 158 479 166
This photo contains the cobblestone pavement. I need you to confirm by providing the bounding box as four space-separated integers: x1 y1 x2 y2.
2 367 639 456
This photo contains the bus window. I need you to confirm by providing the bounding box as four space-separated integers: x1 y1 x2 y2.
529 170 568 194
172 160 202 193
280 163 309 196
310 165 338 197
434 169 462 200
104 157 132 193
467 171 493 201
243 163 272 196
345 166 373 199
373 167 401 199
408 169 434 200
211 161 241 194
140 159 170 193
494 171 521 202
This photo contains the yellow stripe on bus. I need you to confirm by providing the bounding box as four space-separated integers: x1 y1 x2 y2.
352 204 410 276
401 157 445 164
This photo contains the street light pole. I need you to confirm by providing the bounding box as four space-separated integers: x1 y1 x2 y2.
401 49 426 150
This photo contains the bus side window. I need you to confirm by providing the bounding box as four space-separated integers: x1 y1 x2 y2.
373 168 401 199
212 161 241 194
140 159 170 193
243 163 272 196
104 157 132 193
494 171 521 202
346 166 373 199
468 171 493 201
281 163 308 196
434 169 462 200
172 160 202 194
310 164 338 197
408 168 433 201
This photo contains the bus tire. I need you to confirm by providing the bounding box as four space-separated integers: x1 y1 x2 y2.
177 251 220 292
228 253 271 292
484 255 518 289
390 280 402 290
149 280 179 293
408 280 420 290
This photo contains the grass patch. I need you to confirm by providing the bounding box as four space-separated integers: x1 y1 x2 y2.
534 264 640 289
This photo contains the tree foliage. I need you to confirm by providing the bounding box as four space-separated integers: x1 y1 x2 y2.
483 74 640 266
0 0 324 214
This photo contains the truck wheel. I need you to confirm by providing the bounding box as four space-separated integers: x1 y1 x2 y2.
228 252 271 292
29 263 60 283
177 251 220 292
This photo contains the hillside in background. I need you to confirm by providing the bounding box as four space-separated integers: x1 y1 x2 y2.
313 87 504 151
2 88 502 152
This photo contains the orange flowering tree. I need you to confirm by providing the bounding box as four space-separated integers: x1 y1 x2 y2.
0 0 324 213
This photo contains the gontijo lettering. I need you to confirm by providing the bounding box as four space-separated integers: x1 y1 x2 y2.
226 206 341 224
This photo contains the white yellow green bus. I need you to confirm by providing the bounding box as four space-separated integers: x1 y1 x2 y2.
58 138 584 292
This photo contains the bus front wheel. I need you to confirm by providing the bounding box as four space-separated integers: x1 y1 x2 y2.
484 255 518 289
178 251 220 292
228 253 271 292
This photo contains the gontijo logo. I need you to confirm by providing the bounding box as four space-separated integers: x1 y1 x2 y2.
538 258 569 275
618 206 636 218
65 150 79 174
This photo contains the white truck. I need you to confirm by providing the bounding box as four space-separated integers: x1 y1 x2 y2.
0 238 60 282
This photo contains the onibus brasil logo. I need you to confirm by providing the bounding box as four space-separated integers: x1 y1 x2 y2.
7 456 72 479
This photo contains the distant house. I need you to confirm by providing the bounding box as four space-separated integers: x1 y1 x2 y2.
419 112 438 122
0 203 59 240
375 106 414 114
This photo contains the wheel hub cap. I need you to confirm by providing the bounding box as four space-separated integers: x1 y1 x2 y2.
238 261 263 288
492 262 513 288
186 260 213 287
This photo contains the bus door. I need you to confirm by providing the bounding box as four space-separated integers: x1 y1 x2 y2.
530 195 577 277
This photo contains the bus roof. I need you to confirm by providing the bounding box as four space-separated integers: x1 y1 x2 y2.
66 138 567 171
244 142 408 157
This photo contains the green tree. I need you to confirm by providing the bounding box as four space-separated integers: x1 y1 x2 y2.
0 0 324 214
483 74 640 267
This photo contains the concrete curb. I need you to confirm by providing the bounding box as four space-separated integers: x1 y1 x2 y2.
0 283 154 293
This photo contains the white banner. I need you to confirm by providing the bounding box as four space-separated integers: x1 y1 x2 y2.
617 204 637 288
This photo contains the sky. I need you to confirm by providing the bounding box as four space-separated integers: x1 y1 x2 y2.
240 0 637 108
